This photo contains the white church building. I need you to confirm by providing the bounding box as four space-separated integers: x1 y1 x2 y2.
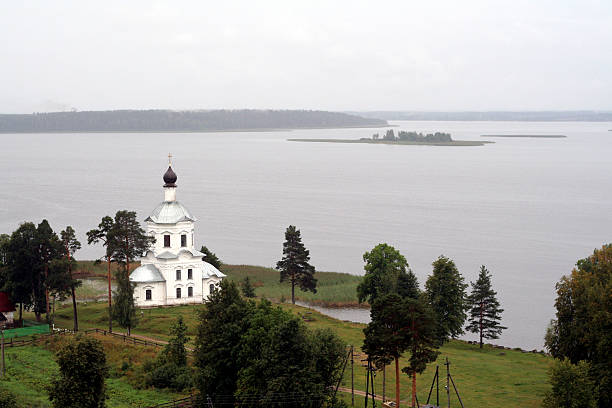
129 161 225 307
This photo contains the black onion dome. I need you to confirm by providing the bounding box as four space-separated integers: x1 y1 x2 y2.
163 166 177 187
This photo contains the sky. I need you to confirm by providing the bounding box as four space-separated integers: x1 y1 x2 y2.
1 0 611 113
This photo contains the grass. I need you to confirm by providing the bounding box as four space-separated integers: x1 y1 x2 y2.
0 333 184 407
25 301 551 407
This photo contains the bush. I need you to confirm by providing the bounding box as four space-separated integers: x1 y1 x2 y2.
147 362 193 391
542 359 596 408
0 388 18 408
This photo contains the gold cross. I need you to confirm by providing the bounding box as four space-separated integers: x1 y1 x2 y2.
168 153 172 166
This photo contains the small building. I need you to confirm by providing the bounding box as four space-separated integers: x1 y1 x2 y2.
129 161 225 307
0 292 15 328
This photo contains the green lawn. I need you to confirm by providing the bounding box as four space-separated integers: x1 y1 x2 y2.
27 301 551 407
0 333 183 407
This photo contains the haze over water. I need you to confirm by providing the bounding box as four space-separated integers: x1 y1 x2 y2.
1 120 611 350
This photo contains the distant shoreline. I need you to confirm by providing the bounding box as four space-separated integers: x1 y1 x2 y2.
480 134 567 138
288 138 493 146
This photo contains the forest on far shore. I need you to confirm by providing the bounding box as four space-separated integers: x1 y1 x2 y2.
0 109 387 133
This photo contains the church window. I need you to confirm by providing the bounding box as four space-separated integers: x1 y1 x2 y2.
181 234 187 247
209 284 215 294
146 289 152 300
176 288 181 298
164 235 171 247
176 270 181 280
188 269 193 279
188 287 193 297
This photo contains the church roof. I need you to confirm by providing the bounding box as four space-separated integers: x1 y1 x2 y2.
203 262 226 279
156 248 205 260
145 201 196 224
130 264 166 283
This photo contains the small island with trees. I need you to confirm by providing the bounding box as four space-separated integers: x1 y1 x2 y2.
290 129 493 146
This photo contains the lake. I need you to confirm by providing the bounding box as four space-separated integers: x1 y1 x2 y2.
2 120 611 350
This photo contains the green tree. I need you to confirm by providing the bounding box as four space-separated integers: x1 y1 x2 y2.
465 265 506 348
4 222 39 324
107 210 154 276
87 216 115 332
200 245 222 270
241 276 256 298
195 280 251 404
111 266 138 336
545 244 612 407
400 297 440 408
357 243 414 304
59 226 81 331
425 255 467 343
162 316 189 367
542 359 596 408
35 220 62 322
276 225 317 304
48 334 108 408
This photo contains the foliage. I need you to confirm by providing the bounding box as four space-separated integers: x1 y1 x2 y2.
161 316 189 367
425 255 468 343
545 244 612 407
87 215 116 332
0 387 18 408
58 226 82 331
241 276 256 298
111 266 138 336
200 245 222 270
48 334 108 408
370 130 453 143
542 359 596 408
357 243 417 304
107 210 154 274
195 281 346 407
276 225 317 304
465 266 506 348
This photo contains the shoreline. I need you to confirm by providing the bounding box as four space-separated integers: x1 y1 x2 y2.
288 138 493 146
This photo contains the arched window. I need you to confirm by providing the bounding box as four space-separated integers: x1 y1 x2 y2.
145 289 152 300
176 287 181 299
209 284 215 295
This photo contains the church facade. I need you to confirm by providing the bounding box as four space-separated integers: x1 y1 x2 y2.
129 162 225 307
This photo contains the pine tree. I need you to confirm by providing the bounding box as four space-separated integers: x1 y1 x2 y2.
60 226 81 332
425 255 468 343
162 316 189 367
466 266 506 348
87 216 115 332
241 276 256 298
276 225 317 304
111 266 138 336
107 210 154 276
200 245 222 270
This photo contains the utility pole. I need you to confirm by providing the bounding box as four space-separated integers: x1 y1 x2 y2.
351 346 354 407
1 329 5 378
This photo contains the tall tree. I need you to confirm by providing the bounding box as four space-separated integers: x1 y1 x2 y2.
400 297 440 408
162 316 189 367
48 334 108 408
107 210 154 276
87 216 116 332
425 255 468 343
111 266 138 336
35 220 62 322
200 245 222 270
276 225 317 304
241 276 256 298
545 244 612 407
60 226 81 331
357 243 414 304
465 266 506 348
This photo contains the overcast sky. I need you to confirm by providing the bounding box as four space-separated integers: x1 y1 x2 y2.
1 1 611 113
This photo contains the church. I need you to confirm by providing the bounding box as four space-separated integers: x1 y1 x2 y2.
129 159 225 307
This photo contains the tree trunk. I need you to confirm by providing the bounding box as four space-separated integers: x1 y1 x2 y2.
395 356 400 408
479 302 484 349
383 364 386 403
44 263 50 323
291 278 295 304
108 257 112 333
71 285 78 332
127 325 130 336
19 303 22 327
412 371 417 408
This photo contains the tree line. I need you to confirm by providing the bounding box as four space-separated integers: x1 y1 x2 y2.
0 109 387 133
367 129 453 142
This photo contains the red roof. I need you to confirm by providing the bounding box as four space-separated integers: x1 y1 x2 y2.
0 292 15 313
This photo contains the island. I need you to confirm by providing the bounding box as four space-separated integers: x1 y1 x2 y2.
290 129 493 146
480 134 567 138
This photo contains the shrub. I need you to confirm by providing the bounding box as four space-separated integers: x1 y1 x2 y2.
542 359 596 408
0 388 18 408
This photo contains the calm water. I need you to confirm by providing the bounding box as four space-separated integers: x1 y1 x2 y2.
2 121 611 350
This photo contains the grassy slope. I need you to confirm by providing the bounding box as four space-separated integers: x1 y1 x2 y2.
30 301 551 407
0 333 183 407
